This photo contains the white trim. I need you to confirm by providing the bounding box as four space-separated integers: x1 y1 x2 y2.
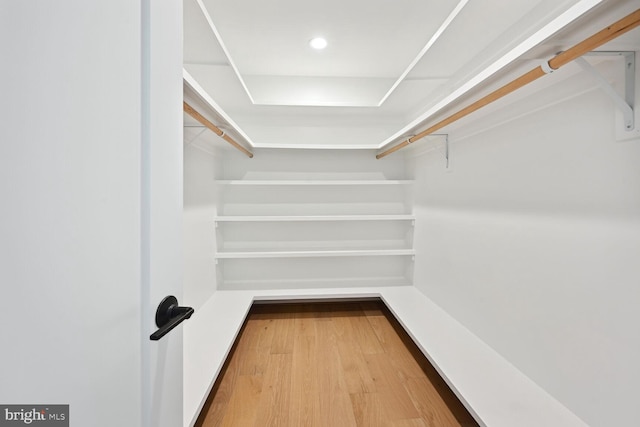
216 179 413 185
377 0 604 149
214 249 415 259
213 214 415 222
195 0 467 109
194 0 256 104
250 142 380 150
377 0 469 106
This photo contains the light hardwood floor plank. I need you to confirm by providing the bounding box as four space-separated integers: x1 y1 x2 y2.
252 353 292 427
390 418 430 427
219 375 263 427
335 331 378 394
364 352 421 421
289 331 319 427
349 314 385 355
349 392 388 427
315 318 358 427
364 307 426 381
333 310 378 394
404 377 477 427
238 317 275 376
269 311 295 354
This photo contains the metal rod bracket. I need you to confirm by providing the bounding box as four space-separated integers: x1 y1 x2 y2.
578 51 635 131
445 135 450 169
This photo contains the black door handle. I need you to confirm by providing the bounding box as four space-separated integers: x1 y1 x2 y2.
150 296 194 341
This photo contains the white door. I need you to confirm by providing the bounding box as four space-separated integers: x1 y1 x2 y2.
0 2 183 427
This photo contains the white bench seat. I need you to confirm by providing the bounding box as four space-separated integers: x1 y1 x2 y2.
184 286 586 427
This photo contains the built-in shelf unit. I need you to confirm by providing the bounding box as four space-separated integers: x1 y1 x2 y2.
214 179 415 289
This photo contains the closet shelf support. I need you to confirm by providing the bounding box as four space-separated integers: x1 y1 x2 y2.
576 51 635 131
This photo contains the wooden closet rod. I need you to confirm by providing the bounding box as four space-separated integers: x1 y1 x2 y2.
377 8 640 159
183 101 254 158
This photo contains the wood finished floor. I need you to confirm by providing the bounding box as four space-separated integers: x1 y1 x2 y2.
195 300 478 427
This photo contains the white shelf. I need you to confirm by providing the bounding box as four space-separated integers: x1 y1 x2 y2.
220 276 412 290
217 180 413 186
215 249 415 259
214 214 415 222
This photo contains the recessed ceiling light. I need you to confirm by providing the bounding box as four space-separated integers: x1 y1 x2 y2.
309 37 327 50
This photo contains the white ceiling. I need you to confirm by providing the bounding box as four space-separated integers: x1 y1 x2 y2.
183 0 640 152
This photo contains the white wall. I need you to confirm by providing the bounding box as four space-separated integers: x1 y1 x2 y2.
408 58 640 426
222 147 406 180
183 145 221 309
